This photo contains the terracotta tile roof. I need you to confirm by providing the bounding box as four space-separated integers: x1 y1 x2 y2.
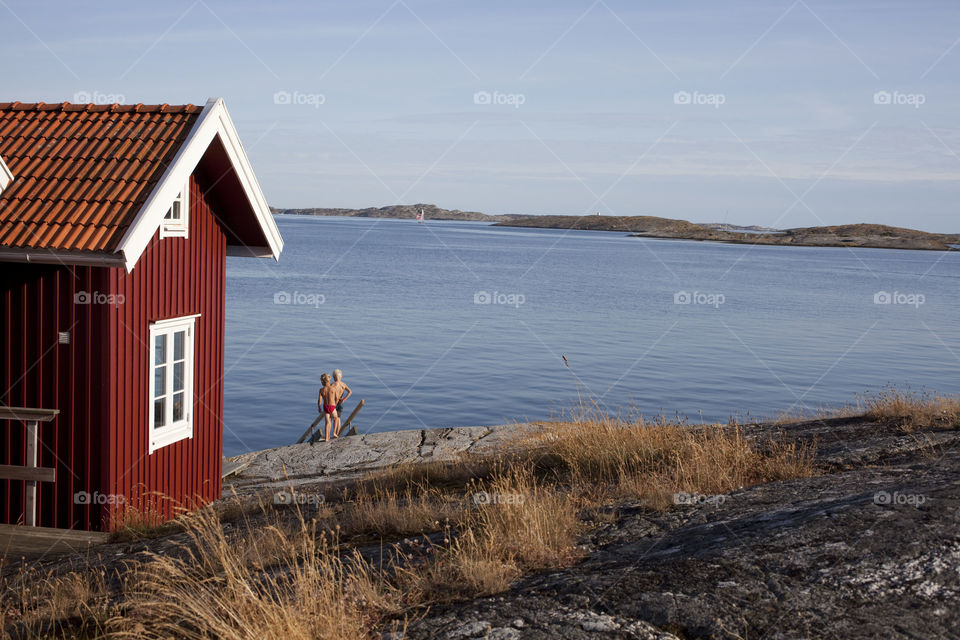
0 102 202 253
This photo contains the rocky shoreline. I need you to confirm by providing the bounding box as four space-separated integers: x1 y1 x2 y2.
6 416 959 639
402 416 960 639
223 424 530 491
220 416 960 638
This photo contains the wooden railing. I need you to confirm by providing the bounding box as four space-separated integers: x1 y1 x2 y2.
0 407 59 526
296 399 365 444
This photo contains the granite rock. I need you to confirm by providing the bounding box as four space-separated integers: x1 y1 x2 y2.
224 424 536 491
403 417 960 639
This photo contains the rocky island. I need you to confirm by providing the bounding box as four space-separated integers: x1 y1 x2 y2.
496 215 960 251
271 203 525 223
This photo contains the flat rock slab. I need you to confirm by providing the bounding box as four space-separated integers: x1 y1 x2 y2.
224 424 535 492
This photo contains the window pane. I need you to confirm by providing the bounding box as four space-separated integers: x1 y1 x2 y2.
154 334 166 365
154 398 166 427
164 196 182 222
173 392 184 422
173 362 184 392
154 365 166 397
174 330 184 360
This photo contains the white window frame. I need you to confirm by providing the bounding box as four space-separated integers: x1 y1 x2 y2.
148 314 199 453
160 180 189 238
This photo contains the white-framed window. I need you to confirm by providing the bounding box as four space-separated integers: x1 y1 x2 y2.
160 182 189 238
148 315 199 453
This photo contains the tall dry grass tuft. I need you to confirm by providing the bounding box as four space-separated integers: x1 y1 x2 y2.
105 507 403 640
861 388 960 432
400 464 581 601
475 465 581 569
340 484 460 539
526 417 815 508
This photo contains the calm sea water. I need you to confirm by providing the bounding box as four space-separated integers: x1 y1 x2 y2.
222 216 959 455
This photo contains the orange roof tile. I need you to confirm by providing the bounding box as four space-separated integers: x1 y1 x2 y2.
0 102 202 253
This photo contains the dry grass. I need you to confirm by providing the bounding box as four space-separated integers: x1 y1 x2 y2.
525 417 815 509
861 388 960 432
1 412 816 639
105 508 404 640
0 564 114 639
338 484 461 539
762 388 960 433
399 464 581 601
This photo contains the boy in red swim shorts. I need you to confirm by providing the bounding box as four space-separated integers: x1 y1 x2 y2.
318 373 340 442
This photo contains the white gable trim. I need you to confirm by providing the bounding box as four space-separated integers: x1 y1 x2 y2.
115 98 283 272
0 154 13 194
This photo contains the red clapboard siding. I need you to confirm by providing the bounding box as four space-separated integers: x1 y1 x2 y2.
102 174 225 529
0 263 108 529
0 173 226 531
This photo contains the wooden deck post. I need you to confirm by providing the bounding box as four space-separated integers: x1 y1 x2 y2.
298 399 365 444
0 407 59 527
296 414 326 444
340 399 365 433
24 420 38 527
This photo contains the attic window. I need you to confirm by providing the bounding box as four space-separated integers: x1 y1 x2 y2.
161 183 188 238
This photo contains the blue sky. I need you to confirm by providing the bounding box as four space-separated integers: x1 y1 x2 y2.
3 0 959 231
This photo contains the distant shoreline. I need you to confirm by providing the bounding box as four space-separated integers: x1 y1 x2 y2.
270 204 523 223
495 215 960 252
271 205 959 252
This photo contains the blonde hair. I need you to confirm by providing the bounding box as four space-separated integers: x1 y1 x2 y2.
333 369 343 381
320 373 330 385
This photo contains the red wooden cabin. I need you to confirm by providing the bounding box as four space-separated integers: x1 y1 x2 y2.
0 99 283 531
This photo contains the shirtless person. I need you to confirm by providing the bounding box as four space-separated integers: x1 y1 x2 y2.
331 369 352 437
318 373 340 442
